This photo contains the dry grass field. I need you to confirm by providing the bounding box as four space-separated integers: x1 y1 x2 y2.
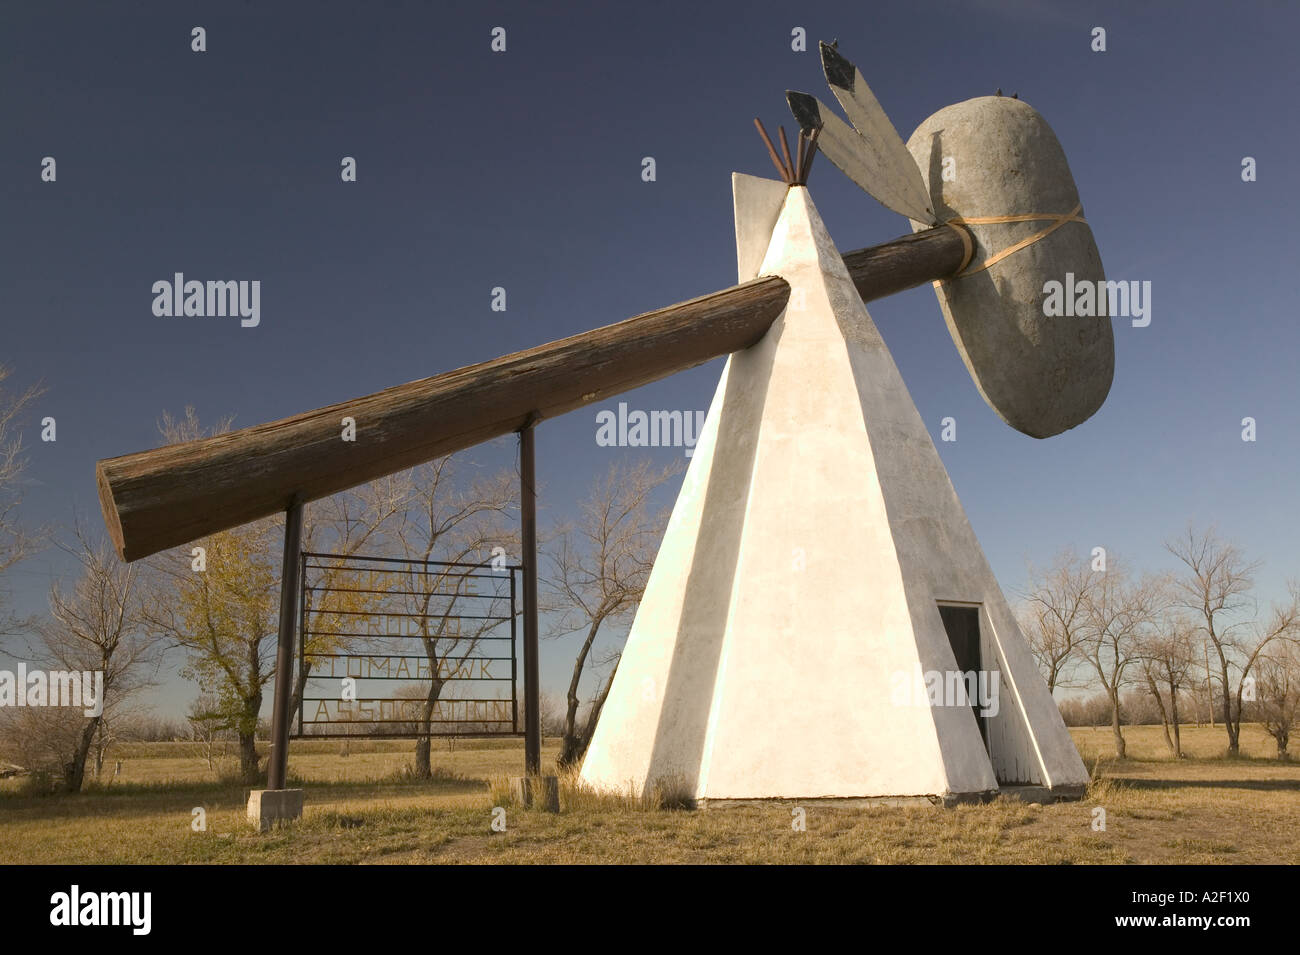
1 724 1296 864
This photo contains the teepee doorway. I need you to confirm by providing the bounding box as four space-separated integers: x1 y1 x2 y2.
937 603 988 751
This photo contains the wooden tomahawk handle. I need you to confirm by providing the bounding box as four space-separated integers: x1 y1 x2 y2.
98 224 969 561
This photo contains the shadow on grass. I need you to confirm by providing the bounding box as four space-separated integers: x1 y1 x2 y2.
1109 777 1300 793
0 767 490 816
1084 753 1299 779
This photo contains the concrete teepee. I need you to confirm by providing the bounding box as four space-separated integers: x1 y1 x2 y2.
579 175 1088 805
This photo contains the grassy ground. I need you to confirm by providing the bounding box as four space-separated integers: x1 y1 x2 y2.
1 725 1296 864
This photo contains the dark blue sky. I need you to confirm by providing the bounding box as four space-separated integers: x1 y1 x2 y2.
2 0 1298 716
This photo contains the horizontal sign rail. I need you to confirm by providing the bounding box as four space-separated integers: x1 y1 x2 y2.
294 555 520 739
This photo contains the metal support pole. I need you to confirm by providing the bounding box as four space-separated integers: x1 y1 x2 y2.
510 570 519 735
520 423 541 776
268 497 305 791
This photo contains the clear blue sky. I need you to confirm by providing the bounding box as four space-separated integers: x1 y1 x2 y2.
2 0 1297 720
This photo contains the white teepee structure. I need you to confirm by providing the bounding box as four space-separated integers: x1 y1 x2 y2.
579 176 1088 805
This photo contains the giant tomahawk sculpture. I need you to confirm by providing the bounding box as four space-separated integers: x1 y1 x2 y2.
98 42 1111 805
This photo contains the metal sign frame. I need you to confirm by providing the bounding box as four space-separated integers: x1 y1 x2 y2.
293 551 523 739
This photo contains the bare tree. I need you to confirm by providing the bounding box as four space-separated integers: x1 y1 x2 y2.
396 456 518 777
545 458 680 768
1137 613 1197 757
1167 526 1300 754
1197 640 1217 728
1079 562 1168 758
187 692 233 771
34 524 158 791
1255 640 1300 758
0 706 81 786
0 365 45 632
537 691 568 738
1018 548 1095 693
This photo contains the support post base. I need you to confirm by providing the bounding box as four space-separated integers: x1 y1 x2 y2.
247 789 304 831
508 775 559 812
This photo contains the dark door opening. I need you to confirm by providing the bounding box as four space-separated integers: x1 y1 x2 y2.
938 604 987 750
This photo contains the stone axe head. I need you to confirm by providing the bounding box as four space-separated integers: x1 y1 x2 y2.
788 42 1114 439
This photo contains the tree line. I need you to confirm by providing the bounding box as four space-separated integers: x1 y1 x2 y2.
1017 532 1300 759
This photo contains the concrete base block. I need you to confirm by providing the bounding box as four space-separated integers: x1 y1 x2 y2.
508 775 559 812
247 789 304 830
999 784 1087 805
699 791 1000 810
699 786 1085 809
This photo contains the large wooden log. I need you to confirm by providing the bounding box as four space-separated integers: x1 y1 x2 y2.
98 225 969 561
844 224 967 302
98 277 790 561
